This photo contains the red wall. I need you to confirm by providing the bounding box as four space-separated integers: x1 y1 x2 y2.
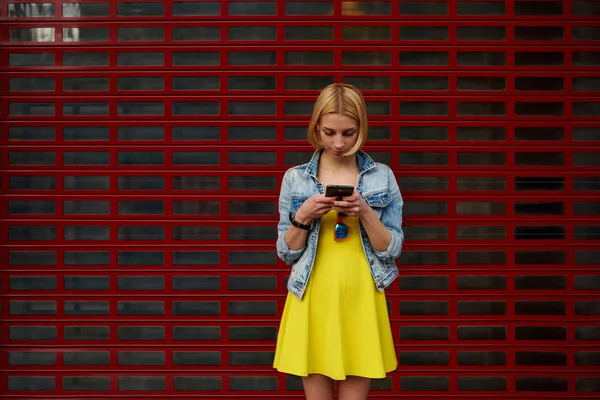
2 0 599 398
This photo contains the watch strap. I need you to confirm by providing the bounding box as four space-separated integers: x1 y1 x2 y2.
289 212 312 230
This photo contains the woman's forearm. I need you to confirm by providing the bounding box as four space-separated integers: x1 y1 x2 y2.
359 204 392 252
284 209 312 250
284 226 310 251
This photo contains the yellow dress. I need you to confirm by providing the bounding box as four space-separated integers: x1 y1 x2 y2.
273 210 397 380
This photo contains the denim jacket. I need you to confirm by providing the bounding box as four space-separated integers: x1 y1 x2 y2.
276 149 404 300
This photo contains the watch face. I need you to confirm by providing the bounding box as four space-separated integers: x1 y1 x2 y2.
291 217 309 230
289 212 311 229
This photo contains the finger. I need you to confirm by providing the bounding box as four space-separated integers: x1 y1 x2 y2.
334 200 354 208
318 196 337 204
333 206 351 214
336 205 360 214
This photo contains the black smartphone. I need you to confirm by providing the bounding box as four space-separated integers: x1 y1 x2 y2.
325 184 354 199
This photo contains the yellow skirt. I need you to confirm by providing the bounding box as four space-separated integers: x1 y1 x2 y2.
273 210 397 380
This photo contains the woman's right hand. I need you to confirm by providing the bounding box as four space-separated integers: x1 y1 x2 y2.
294 194 336 224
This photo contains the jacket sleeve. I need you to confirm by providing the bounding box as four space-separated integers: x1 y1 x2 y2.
372 166 404 263
276 168 306 264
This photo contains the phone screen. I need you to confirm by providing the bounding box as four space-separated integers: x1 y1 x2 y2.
325 185 354 198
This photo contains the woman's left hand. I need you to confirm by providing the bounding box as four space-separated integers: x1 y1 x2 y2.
332 190 367 217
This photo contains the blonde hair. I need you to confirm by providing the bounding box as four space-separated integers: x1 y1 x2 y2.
308 83 368 156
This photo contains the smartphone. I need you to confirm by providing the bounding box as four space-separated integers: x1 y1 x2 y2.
325 184 354 199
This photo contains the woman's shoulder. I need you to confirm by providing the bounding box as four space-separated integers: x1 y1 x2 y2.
364 160 394 180
358 150 393 175
283 163 308 179
281 164 312 191
361 160 400 196
373 161 393 174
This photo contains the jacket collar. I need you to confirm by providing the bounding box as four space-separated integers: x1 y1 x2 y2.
304 149 376 179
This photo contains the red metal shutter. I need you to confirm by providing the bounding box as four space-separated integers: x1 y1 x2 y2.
2 0 599 398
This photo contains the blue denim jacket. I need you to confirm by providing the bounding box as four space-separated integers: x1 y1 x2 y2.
276 149 404 300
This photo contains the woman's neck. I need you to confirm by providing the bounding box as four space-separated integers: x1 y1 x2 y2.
319 150 358 172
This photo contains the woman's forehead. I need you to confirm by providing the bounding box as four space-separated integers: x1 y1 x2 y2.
320 113 357 129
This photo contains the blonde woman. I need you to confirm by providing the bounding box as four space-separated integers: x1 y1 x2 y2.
273 83 404 400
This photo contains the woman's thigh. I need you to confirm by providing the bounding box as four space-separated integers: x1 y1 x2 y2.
338 375 371 400
301 374 334 400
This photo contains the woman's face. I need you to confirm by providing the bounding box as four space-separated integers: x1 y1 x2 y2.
318 113 359 158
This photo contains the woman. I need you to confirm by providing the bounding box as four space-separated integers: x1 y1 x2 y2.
273 83 404 400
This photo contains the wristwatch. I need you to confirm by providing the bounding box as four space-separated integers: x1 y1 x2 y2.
289 212 313 230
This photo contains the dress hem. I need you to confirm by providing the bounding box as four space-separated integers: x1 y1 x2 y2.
274 365 398 381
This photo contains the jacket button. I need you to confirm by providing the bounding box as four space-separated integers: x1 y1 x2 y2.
370 259 374 265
